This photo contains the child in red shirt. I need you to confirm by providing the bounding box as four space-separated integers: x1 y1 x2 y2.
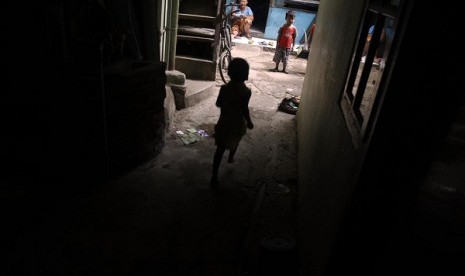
272 10 297 74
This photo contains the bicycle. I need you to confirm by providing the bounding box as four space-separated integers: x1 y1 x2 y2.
218 1 240 84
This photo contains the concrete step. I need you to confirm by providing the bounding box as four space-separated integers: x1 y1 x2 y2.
232 37 303 55
184 79 217 108
232 36 277 52
250 29 264 38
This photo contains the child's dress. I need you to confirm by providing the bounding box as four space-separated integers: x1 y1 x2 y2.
214 81 252 149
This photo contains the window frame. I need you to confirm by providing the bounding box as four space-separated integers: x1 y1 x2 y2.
340 0 408 148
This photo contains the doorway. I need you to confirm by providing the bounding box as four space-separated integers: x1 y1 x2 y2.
248 0 269 36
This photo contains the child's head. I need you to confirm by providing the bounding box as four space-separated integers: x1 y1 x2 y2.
228 58 249 81
285 10 296 21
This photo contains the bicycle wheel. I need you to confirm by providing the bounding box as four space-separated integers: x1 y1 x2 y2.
224 24 232 50
219 49 232 84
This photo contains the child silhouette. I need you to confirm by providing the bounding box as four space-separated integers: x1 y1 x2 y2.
211 58 254 188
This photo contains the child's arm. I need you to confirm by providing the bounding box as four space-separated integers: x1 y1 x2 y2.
292 27 297 48
242 7 254 21
276 27 283 45
243 91 254 129
231 10 241 21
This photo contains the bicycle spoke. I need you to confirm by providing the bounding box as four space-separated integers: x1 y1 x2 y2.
219 50 232 84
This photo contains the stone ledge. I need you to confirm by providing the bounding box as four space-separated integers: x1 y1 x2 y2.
184 79 216 108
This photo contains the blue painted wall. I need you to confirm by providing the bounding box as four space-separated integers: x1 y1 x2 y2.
264 7 316 44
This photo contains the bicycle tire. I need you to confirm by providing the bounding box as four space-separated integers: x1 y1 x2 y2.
224 24 232 50
219 49 232 84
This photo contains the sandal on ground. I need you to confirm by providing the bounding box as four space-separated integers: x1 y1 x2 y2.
289 96 300 107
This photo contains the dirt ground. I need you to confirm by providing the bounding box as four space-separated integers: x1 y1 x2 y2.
164 45 307 193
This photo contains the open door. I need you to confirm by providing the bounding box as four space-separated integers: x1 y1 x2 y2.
247 0 269 36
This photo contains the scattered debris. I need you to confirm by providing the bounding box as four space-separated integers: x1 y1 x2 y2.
278 96 300 115
176 128 209 145
197 129 209 138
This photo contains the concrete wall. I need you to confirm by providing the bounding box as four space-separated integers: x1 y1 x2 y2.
264 7 316 43
295 0 367 275
2 1 168 182
296 0 465 275
104 61 167 177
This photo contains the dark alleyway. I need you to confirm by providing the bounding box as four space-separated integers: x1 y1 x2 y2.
1 45 308 275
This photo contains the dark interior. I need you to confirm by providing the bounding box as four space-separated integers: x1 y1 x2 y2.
247 0 269 33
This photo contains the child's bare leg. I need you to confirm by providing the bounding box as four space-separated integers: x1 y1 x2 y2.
282 66 288 74
211 145 226 187
272 62 279 72
228 146 238 163
282 61 288 74
244 20 252 38
231 26 239 38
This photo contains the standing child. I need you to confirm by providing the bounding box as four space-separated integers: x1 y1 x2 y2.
272 10 297 74
211 58 254 188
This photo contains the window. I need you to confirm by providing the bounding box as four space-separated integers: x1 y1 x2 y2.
341 0 407 148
